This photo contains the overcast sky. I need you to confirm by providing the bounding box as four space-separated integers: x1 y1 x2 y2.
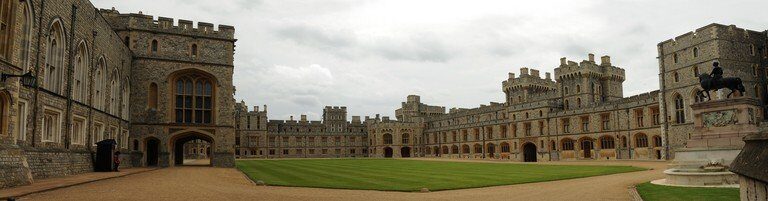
93 0 767 121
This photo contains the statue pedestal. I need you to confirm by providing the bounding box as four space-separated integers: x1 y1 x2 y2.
659 97 763 187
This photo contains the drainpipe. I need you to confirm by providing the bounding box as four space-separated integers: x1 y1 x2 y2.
658 44 671 160
64 4 78 149
30 0 46 147
625 109 632 159
481 127 486 159
87 30 96 151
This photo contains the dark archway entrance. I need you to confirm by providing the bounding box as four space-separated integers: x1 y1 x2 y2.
523 143 537 162
487 143 496 158
401 147 411 158
172 132 214 166
582 140 594 159
384 147 393 158
146 138 160 166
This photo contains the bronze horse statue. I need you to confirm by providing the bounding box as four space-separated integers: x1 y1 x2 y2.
697 73 745 101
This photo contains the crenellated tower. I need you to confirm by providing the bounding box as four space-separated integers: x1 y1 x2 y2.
502 67 558 105
323 106 348 133
554 54 625 110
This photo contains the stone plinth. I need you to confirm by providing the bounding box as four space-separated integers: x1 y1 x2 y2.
674 97 762 167
663 97 762 187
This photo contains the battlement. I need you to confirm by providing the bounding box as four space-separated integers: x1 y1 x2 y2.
99 8 235 40
526 90 560 102
659 23 764 53
234 101 267 114
554 54 625 82
407 95 421 103
550 90 659 116
502 67 557 93
324 106 347 110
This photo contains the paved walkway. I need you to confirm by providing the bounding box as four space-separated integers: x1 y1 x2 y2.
0 168 155 200
18 160 667 201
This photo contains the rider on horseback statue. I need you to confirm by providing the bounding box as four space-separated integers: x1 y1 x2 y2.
697 61 745 101
710 61 723 88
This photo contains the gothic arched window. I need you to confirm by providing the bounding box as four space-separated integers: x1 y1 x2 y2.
382 134 392 144
73 42 89 102
94 58 106 110
148 82 158 109
693 47 699 58
0 0 14 59
674 94 685 124
109 70 120 115
18 1 33 71
191 44 198 57
151 39 158 54
174 73 214 124
45 20 66 94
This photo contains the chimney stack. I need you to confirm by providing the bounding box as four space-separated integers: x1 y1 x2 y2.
530 69 540 78
588 53 595 62
601 56 611 66
254 106 259 112
560 57 567 65
545 72 551 80
520 67 529 75
263 105 268 112
290 116 294 121
301 114 307 121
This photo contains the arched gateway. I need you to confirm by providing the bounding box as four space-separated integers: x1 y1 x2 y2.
384 147 393 158
145 137 160 166
171 131 215 166
523 143 537 162
401 147 411 158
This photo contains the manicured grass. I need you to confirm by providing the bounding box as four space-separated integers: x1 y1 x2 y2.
636 182 740 201
236 159 644 192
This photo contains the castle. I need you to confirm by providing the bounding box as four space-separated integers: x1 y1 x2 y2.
235 24 767 163
0 0 236 188
0 0 766 190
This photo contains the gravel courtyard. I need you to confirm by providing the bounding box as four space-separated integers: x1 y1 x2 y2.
21 160 667 201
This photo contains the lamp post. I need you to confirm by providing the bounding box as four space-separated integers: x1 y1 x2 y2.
1 71 37 87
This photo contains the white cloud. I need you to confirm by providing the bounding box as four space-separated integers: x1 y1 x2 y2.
92 0 768 120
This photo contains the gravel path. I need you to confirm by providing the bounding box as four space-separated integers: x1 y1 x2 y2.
21 160 666 201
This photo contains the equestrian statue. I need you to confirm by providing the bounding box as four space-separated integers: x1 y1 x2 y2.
697 61 746 101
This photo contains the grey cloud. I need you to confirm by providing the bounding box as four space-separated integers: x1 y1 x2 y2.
276 25 356 49
290 95 322 107
371 36 453 62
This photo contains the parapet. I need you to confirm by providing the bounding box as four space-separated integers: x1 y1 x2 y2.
554 53 625 82
407 95 421 103
99 8 235 41
658 23 764 53
502 67 557 92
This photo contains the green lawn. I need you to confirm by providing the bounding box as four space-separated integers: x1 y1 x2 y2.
236 159 644 191
636 182 740 201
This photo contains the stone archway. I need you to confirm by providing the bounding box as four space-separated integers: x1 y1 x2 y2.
170 131 215 166
523 142 537 162
384 147 393 158
145 137 160 166
487 143 496 158
580 138 594 159
400 146 411 158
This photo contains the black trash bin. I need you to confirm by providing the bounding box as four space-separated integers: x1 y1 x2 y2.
95 139 117 172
